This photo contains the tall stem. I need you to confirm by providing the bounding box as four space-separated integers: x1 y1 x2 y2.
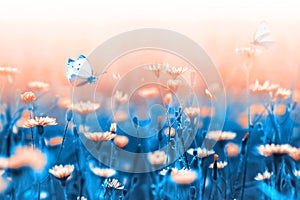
245 63 250 129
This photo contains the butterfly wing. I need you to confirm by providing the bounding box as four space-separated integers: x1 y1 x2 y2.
66 58 79 82
252 21 274 48
74 57 93 79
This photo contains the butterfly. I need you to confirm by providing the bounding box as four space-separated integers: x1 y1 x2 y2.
251 21 274 48
66 55 106 87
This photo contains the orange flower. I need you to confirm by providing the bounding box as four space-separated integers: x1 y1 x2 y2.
206 131 236 141
7 146 47 172
257 144 293 156
16 110 31 127
254 170 272 181
171 168 197 184
23 116 57 128
148 151 167 165
225 142 240 157
84 131 116 141
0 66 18 76
138 86 159 98
28 81 49 92
288 148 300 160
49 164 74 180
70 101 100 115
45 136 63 146
164 93 172 105
57 97 72 109
21 91 36 103
114 135 129 147
89 163 116 177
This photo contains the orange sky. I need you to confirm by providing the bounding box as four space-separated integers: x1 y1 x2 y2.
0 0 300 93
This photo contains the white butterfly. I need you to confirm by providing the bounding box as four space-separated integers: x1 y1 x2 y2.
251 21 274 48
66 55 106 87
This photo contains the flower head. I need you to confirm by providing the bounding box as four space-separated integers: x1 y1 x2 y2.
104 178 124 190
114 135 129 147
167 79 181 92
250 80 279 93
187 147 215 158
225 142 240 157
145 64 163 78
28 81 49 92
7 146 47 172
57 97 72 109
206 131 236 141
138 86 159 98
257 144 293 157
288 147 300 160
49 164 74 180
70 101 100 115
170 168 197 184
254 170 272 181
274 88 291 99
235 46 262 58
164 65 188 79
84 131 116 141
209 161 228 169
0 66 18 75
0 66 18 82
23 116 57 128
164 93 172 105
89 163 116 177
21 91 36 103
148 151 167 165
45 136 63 146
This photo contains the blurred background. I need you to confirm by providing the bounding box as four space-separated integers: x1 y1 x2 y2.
0 0 299 93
